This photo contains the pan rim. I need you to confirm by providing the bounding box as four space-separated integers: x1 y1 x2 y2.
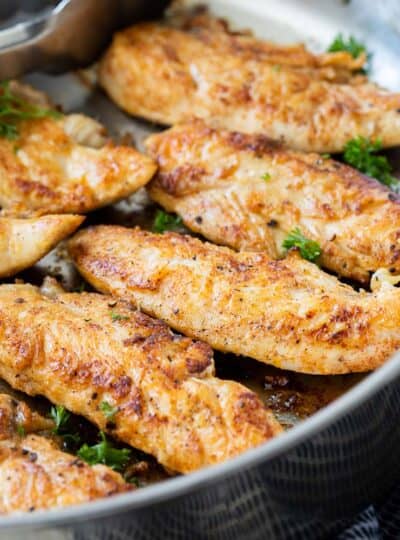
1 348 399 531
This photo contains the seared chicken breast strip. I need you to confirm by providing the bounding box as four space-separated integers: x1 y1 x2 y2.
70 226 400 375
0 83 156 215
0 279 280 473
0 214 83 278
0 393 130 514
99 21 400 152
171 10 366 82
146 122 400 283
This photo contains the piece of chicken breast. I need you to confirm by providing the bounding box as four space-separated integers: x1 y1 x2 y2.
0 279 281 474
0 83 156 215
0 214 83 278
69 226 400 375
146 121 400 283
0 393 131 515
98 20 400 152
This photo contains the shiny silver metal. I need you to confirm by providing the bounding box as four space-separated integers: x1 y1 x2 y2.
1 1 400 539
0 0 169 80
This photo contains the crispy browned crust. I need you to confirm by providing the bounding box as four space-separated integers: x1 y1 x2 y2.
171 10 366 77
0 214 83 278
146 121 400 283
0 280 280 474
0 393 130 515
0 113 156 215
69 226 400 375
98 20 400 152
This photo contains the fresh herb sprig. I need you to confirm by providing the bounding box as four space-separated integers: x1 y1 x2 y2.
0 81 61 140
153 210 182 233
110 311 129 322
328 34 366 59
50 405 70 434
78 431 131 471
327 34 371 72
100 401 118 421
49 404 80 447
343 136 400 190
282 228 322 262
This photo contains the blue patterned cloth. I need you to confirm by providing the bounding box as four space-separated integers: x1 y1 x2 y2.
339 485 400 539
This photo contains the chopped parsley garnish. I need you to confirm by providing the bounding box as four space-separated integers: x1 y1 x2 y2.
321 153 331 159
327 34 367 59
110 311 129 322
78 431 131 471
49 404 80 448
153 210 182 233
343 136 399 190
327 34 371 73
282 228 322 262
126 475 141 487
16 423 25 436
100 401 118 421
50 405 70 434
0 81 61 140
261 172 271 181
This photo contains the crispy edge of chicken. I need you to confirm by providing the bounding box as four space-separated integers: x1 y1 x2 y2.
0 393 131 515
69 225 400 375
0 278 281 474
0 214 83 278
0 83 157 215
146 121 400 284
98 21 400 153
169 9 367 78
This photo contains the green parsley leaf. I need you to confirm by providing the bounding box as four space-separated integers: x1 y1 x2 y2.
50 405 70 434
261 172 271 181
100 401 118 421
126 475 141 486
0 81 61 140
110 311 129 322
153 210 182 233
327 34 366 59
282 228 322 262
321 153 331 159
343 136 400 190
78 432 131 471
16 423 25 436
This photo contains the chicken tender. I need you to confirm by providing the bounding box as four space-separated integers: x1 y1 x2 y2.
0 83 156 214
146 121 400 283
0 393 130 515
0 214 83 278
99 20 400 152
70 226 400 375
0 279 281 474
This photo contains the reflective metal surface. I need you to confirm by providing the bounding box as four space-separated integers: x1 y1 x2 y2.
0 0 169 79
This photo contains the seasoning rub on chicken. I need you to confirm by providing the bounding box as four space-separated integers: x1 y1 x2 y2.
98 16 400 152
70 226 400 375
0 214 83 278
146 121 400 283
0 393 130 515
0 279 281 474
0 83 156 215
170 10 367 82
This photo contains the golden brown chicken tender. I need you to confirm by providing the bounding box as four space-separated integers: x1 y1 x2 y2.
0 393 130 515
146 121 400 283
70 226 400 375
0 279 281 474
0 214 83 278
99 19 400 152
0 85 156 214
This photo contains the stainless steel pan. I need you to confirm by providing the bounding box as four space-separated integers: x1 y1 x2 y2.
1 1 400 538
